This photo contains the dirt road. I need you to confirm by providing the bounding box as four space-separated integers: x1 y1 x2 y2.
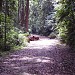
0 36 75 75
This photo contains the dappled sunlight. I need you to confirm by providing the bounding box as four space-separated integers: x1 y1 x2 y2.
10 55 19 57
1 36 74 75
19 72 36 75
2 54 55 75
10 64 15 67
8 58 17 61
13 66 20 69
3 62 9 64
18 56 54 64
0 0 75 74
4 55 55 65
26 39 60 49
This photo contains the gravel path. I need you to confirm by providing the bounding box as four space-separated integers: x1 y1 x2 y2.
0 36 75 75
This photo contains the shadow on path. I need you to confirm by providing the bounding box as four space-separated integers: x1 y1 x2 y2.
0 36 75 75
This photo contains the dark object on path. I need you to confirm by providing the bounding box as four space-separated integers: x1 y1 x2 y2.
28 36 39 42
3 45 11 51
32 25 36 34
48 32 56 39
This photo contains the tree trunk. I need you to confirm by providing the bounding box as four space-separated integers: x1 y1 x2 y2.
4 0 7 50
25 0 29 32
21 0 25 26
0 0 3 11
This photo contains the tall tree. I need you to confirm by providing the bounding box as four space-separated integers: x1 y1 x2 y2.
25 0 29 32
18 0 25 27
18 0 29 32
0 0 3 11
0 0 19 51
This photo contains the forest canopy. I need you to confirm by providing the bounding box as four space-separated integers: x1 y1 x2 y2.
0 0 75 51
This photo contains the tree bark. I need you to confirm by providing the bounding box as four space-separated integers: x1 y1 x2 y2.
21 0 25 26
25 0 29 32
0 0 3 11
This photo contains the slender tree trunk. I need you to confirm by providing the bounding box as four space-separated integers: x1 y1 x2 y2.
21 0 25 26
0 0 3 11
19 0 21 26
4 0 7 50
18 0 19 25
25 0 29 32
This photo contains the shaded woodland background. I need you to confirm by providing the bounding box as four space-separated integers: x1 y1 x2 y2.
0 0 75 52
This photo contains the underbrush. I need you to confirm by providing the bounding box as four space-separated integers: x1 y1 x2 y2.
0 28 30 56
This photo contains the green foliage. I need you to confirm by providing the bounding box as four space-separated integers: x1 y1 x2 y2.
0 0 28 52
57 20 68 42
29 0 55 35
7 28 18 46
56 0 75 49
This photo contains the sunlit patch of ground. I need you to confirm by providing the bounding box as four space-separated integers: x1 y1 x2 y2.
0 36 75 75
26 38 60 49
19 72 39 75
7 56 54 64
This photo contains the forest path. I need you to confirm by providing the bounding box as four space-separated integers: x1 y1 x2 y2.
0 35 75 75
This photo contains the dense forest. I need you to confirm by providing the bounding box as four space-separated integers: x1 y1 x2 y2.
56 0 75 50
0 0 75 52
